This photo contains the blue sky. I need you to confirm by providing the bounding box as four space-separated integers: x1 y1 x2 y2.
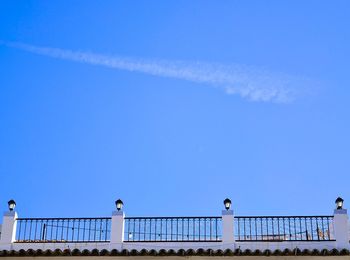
0 1 349 218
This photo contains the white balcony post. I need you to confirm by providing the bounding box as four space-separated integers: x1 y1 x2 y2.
222 209 235 248
333 208 349 249
110 210 125 245
0 211 18 246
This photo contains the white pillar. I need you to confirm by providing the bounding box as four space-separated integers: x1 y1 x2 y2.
222 210 235 248
110 210 125 245
0 211 18 245
333 208 349 249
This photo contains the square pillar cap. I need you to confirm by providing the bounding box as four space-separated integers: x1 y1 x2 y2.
4 211 17 217
112 210 125 216
334 209 347 214
222 210 234 215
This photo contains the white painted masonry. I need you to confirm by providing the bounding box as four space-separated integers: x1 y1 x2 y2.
110 210 125 246
0 211 17 246
333 209 349 249
222 210 235 247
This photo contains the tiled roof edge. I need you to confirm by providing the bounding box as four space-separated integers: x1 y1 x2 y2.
0 248 349 257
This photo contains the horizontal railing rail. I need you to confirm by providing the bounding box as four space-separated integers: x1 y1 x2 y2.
15 217 111 243
124 216 222 242
235 215 335 242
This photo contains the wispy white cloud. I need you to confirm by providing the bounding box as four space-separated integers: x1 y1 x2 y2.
0 41 307 103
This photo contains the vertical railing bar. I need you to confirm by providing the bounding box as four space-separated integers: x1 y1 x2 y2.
23 220 26 241
71 219 75 242
134 219 137 241
54 220 58 242
181 219 185 241
152 218 154 241
29 220 33 242
60 219 64 241
17 220 22 241
309 217 313 240
127 219 130 242
77 219 80 242
88 219 91 241
171 218 173 241
193 218 195 241
254 218 257 241
215 218 218 240
155 218 157 241
293 217 296 241
299 217 302 240
198 218 201 241
93 219 96 241
23 220 27 241
151 218 153 241
46 219 49 241
149 219 152 241
327 217 331 240
305 217 312 240
165 218 168 241
210 218 213 240
258 218 261 241
287 217 290 240
144 219 146 241
82 219 86 242
305 217 308 240
243 218 246 240
187 218 189 240
105 219 108 241
283 218 286 241
48 219 52 241
27 220 30 241
259 218 264 240
126 219 130 241
41 221 45 241
321 217 325 240
204 218 207 241
249 218 252 240
160 218 162 241
277 218 280 240
154 219 157 241
65 219 69 241
266 218 269 241
176 218 179 241
317 217 320 241
98 219 102 241
138 219 141 241
271 217 275 240
133 219 135 242
34 220 37 241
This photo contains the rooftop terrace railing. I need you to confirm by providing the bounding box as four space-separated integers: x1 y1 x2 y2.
15 217 111 243
235 216 335 242
1 197 348 251
124 216 222 242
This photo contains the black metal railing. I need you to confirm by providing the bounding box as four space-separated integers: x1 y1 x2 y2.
15 218 111 243
235 216 335 241
124 217 222 242
14 215 336 243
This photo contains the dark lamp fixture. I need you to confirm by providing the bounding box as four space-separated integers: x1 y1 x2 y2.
115 199 124 211
8 199 16 211
223 198 232 210
335 197 344 210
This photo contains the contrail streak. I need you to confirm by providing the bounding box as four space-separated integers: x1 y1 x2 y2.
0 41 305 103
